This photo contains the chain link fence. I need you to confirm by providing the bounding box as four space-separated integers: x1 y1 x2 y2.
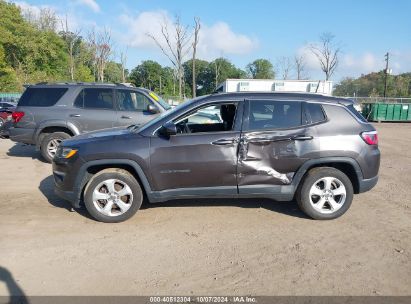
336 96 411 104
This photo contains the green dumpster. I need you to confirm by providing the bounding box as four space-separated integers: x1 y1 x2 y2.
361 103 411 122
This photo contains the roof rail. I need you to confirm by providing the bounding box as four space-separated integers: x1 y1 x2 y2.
33 82 139 87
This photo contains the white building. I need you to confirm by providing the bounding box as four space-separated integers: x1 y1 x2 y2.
216 79 334 95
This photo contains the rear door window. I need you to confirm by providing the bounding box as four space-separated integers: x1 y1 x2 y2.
18 88 67 107
305 103 326 124
74 88 114 110
247 100 302 130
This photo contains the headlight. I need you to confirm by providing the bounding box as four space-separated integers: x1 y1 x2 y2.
58 147 78 159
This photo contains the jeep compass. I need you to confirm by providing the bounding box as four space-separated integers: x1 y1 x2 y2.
53 92 380 222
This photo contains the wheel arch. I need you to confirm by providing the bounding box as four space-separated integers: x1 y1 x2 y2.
293 157 363 194
74 159 153 208
35 122 78 147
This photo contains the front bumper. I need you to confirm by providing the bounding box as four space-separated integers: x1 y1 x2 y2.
358 175 379 193
53 156 86 209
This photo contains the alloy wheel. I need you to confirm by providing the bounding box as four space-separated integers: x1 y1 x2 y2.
46 139 62 158
92 179 133 217
309 177 347 214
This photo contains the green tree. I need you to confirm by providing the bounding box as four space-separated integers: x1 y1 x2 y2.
0 0 68 90
129 60 164 91
246 59 275 79
104 61 123 83
333 71 411 97
183 59 210 97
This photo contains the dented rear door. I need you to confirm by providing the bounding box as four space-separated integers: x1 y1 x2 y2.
237 99 315 192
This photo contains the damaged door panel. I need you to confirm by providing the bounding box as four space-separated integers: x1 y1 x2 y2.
237 99 318 191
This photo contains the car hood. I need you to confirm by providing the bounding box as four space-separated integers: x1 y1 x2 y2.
62 127 138 146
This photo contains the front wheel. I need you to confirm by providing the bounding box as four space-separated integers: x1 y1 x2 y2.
84 168 143 223
296 167 354 220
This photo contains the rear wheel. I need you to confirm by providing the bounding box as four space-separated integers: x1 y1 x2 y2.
84 168 143 223
296 167 354 220
40 132 71 162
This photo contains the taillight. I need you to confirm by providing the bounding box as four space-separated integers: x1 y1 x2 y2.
12 111 25 123
361 131 378 145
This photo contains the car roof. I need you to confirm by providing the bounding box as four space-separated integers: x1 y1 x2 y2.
207 91 354 105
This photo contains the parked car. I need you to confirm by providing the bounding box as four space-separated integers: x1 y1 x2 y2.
9 83 171 162
53 92 380 223
0 101 17 111
0 109 14 137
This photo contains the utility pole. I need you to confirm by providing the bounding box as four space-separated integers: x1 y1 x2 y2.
383 52 389 98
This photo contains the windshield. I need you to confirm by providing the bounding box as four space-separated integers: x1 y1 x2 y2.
147 91 171 110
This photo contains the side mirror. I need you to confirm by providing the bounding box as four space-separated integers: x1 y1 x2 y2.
158 121 177 137
146 104 159 114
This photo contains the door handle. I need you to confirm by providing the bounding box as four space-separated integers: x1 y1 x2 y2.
70 114 81 117
211 138 237 146
121 115 132 119
292 135 313 141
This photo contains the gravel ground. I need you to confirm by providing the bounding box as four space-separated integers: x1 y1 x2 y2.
0 123 410 296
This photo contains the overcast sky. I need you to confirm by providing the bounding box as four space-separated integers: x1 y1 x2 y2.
11 0 411 81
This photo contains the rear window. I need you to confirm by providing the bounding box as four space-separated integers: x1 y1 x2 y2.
347 104 367 122
18 87 67 107
305 103 326 124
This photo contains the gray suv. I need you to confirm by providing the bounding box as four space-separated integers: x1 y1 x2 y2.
9 83 171 162
53 92 380 222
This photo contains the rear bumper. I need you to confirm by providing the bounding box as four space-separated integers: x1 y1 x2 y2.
0 120 12 137
9 127 36 145
358 175 379 193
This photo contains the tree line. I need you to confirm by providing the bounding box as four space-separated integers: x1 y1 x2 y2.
334 71 411 97
0 0 125 92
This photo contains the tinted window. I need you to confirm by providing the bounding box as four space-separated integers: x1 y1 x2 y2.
305 103 326 124
174 103 235 134
347 104 367 122
74 88 114 109
18 88 67 107
117 90 151 111
248 100 302 130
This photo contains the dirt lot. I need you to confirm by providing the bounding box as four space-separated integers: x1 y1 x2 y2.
0 123 410 296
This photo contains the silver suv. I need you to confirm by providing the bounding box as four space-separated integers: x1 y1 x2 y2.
9 83 171 162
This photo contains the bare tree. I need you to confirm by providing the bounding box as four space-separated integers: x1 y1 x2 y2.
309 32 340 81
120 47 128 83
277 56 293 80
88 27 112 82
22 7 57 31
294 55 307 80
38 8 58 31
147 15 192 99
60 16 80 81
191 17 201 98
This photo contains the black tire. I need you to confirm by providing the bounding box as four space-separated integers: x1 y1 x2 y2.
84 168 143 223
40 132 71 163
296 167 354 220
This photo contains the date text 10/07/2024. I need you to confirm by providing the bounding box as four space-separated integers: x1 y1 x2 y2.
149 296 257 303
